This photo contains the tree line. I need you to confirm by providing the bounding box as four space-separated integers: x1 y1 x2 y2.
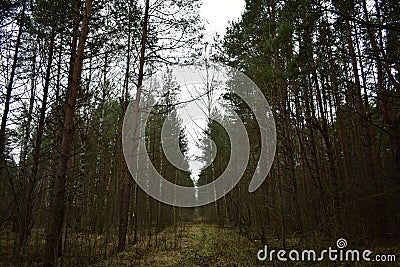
198 0 399 248
1 0 200 265
0 0 399 265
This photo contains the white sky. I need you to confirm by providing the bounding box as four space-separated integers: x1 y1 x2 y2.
200 0 245 37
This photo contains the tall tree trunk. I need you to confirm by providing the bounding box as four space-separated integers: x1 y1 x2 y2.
44 1 92 266
117 0 150 252
117 0 133 252
49 28 64 230
66 0 81 97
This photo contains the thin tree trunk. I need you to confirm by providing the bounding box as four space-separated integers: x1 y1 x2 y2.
49 28 64 229
66 0 81 97
117 0 150 252
44 1 93 265
117 2 133 251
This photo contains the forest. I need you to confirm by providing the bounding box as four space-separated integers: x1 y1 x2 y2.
0 0 399 266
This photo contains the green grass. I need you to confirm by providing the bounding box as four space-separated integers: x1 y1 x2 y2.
1 224 398 266
92 223 399 267
91 223 260 266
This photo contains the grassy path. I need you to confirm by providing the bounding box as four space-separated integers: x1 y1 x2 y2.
91 224 399 266
93 223 259 266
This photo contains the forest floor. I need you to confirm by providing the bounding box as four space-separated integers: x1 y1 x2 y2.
1 223 398 266
91 223 399 267
92 223 259 266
